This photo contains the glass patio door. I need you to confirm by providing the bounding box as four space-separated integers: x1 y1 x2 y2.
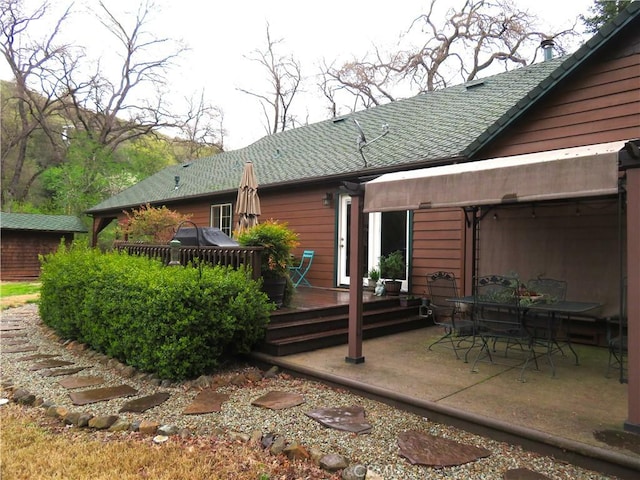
337 194 408 289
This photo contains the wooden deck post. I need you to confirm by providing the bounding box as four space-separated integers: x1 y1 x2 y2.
346 185 365 364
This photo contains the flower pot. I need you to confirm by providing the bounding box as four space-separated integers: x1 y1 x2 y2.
261 276 287 308
384 280 402 296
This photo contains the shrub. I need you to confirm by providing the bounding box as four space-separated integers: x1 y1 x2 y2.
39 243 274 380
118 204 192 243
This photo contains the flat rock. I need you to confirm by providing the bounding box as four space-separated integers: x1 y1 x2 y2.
305 405 372 434
504 468 552 480
69 385 138 406
29 359 75 371
3 345 38 353
58 376 104 389
251 391 305 410
119 392 170 413
397 430 491 467
0 325 24 331
40 367 87 377
0 331 27 338
16 354 58 362
0 338 29 345
183 390 230 415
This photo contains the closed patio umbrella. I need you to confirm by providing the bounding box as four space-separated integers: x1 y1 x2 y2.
235 161 261 234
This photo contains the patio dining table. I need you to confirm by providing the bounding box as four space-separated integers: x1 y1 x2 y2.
449 296 602 377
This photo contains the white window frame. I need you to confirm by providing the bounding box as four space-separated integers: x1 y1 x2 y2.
210 203 233 236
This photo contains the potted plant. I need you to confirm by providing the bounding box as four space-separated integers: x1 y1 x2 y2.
367 267 380 291
379 250 406 296
236 220 299 308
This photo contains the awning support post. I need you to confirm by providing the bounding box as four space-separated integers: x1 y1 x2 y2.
345 182 365 364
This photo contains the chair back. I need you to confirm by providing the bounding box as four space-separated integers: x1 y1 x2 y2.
426 271 459 319
526 278 567 302
474 275 522 334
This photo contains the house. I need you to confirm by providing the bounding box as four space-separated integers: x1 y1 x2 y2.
0 212 88 280
87 4 639 432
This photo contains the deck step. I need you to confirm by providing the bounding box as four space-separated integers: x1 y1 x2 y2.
259 314 426 356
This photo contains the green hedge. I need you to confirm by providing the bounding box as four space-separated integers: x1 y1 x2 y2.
39 243 274 380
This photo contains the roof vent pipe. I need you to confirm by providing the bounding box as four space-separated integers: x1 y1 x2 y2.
541 38 555 61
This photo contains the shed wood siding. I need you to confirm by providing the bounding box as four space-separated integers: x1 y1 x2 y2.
411 208 465 296
479 49 640 158
1 231 72 280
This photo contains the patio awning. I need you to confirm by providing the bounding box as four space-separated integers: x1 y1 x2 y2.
364 141 626 212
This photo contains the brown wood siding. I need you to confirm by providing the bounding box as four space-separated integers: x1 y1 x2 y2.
480 50 640 158
258 187 337 288
155 187 338 288
1 231 73 280
410 208 465 297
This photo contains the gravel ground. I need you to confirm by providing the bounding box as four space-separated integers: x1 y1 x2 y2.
0 304 622 480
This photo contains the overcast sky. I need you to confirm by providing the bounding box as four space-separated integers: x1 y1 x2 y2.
2 0 596 151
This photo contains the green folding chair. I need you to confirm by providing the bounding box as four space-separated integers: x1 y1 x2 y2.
289 250 314 287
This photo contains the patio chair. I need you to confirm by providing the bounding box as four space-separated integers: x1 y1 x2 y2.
289 250 314 287
471 275 537 381
606 278 627 383
525 277 569 354
426 271 475 361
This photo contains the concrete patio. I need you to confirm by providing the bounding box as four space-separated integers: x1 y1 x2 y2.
251 325 639 478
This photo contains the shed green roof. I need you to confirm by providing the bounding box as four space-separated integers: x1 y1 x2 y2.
0 212 88 233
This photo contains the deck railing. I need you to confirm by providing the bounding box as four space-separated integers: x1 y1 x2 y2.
115 242 263 280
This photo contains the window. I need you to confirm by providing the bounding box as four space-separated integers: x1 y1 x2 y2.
210 203 232 236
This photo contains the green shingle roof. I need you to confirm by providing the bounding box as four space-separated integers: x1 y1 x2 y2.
88 58 564 213
0 212 88 232
87 1 639 215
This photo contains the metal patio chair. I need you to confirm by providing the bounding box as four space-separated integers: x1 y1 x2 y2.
289 250 314 287
525 277 569 354
471 275 537 381
426 271 475 361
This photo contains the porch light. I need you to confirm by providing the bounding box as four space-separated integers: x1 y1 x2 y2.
322 192 333 207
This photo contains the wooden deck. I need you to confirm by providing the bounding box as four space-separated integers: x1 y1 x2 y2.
261 286 425 356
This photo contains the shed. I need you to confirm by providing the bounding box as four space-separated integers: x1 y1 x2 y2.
0 213 88 280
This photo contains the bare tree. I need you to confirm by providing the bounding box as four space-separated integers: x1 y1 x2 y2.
58 0 187 153
1 0 75 204
1 0 213 208
173 90 225 159
237 23 302 135
320 0 577 112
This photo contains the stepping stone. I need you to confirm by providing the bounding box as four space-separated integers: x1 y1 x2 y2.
3 345 38 353
251 391 305 410
17 354 59 362
0 325 25 331
119 392 171 413
58 376 104 389
40 367 87 377
504 468 552 480
1 339 29 345
397 430 491 467
69 385 138 406
183 391 230 415
305 406 372 434
0 331 27 338
29 359 75 370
